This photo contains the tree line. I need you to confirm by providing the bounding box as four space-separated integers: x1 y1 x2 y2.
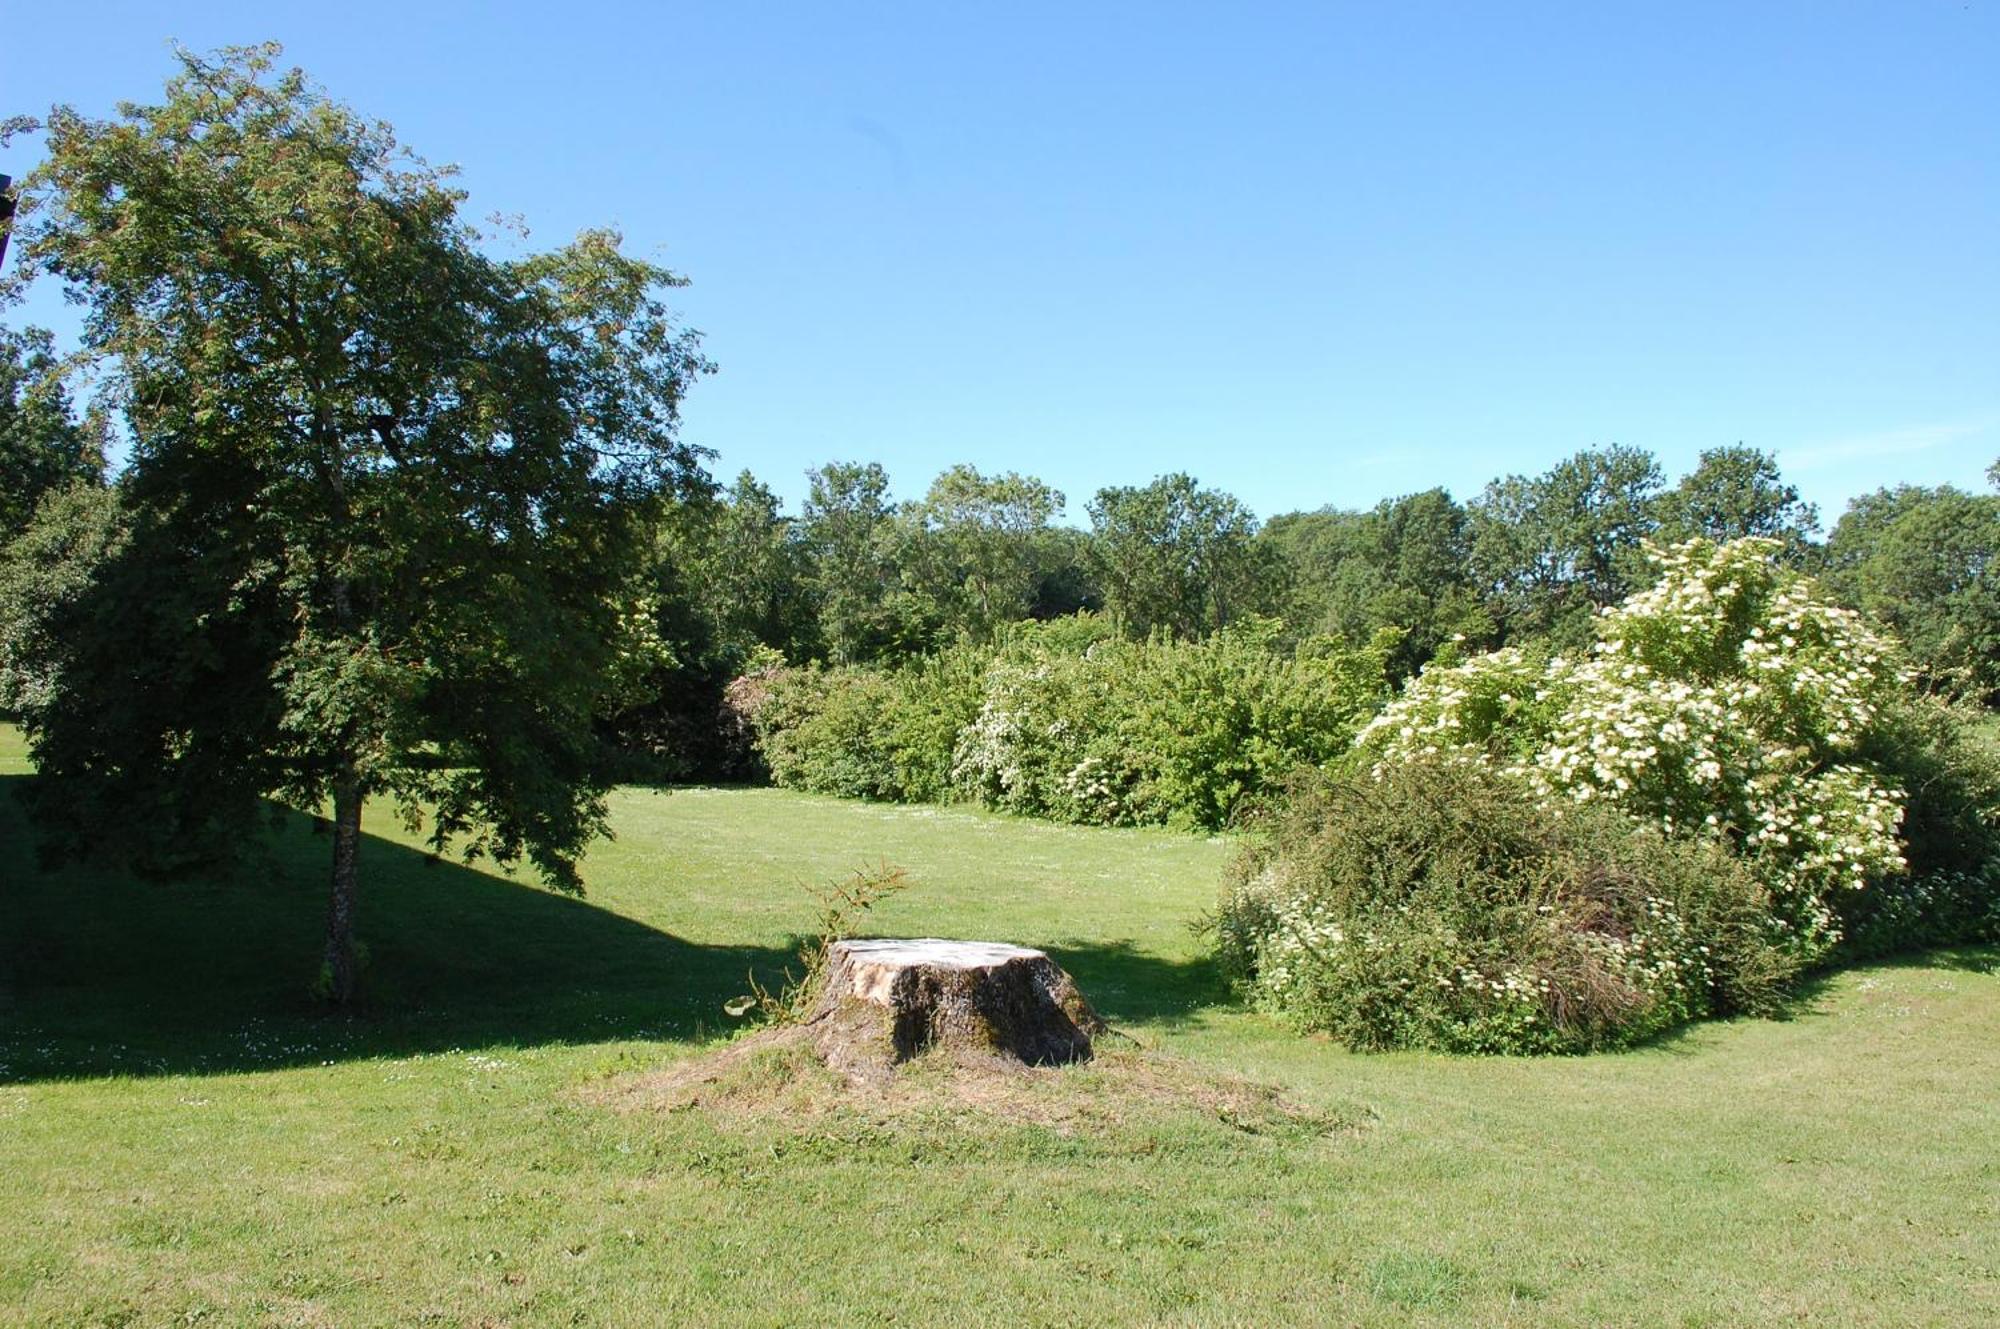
12 310 2000 768
601 440 2000 774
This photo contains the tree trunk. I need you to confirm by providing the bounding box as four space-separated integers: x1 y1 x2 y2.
322 768 363 1003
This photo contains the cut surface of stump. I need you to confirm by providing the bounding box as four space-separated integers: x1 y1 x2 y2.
807 939 1104 1079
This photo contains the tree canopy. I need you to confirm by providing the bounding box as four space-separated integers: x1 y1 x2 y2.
2 45 712 999
0 324 102 532
1652 444 1819 556
1468 444 1663 647
1825 482 2000 701
1088 472 1277 639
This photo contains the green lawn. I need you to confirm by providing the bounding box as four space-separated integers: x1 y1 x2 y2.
2 725 1996 1327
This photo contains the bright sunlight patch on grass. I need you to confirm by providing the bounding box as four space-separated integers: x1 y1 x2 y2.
1 725 1996 1326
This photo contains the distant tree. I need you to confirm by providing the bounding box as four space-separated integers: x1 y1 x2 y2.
0 325 102 532
1653 445 1818 558
799 460 908 662
1260 506 1373 640
1088 473 1278 639
1825 484 2000 700
1469 444 1663 647
1025 525 1103 620
1264 488 1493 678
604 470 821 776
0 482 120 714
678 470 818 663
2 46 712 1000
898 464 1064 642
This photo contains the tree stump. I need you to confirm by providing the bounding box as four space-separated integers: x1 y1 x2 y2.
806 939 1104 1078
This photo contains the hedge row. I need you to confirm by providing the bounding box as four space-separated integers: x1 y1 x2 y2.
743 616 1393 831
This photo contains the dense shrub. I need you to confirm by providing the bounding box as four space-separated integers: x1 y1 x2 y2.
878 641 993 802
951 642 1138 823
1357 539 1915 966
1836 694 2000 957
742 640 991 803
750 665 901 800
1216 759 1797 1053
952 617 1391 829
746 613 1391 830
1222 538 2000 1053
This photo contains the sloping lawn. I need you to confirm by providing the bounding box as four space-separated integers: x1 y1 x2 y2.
2 725 1995 1326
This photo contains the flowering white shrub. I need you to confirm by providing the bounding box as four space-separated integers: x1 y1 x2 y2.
950 652 1144 824
1357 539 1908 960
1214 756 1795 1053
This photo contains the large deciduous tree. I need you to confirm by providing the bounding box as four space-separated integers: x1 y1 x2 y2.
1088 473 1277 639
1468 444 1663 647
898 464 1065 643
1825 483 2000 701
1651 445 1819 558
1261 487 1492 678
800 460 907 662
2 46 712 1000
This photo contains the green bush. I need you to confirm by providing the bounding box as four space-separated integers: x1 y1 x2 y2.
747 642 994 804
951 617 1390 829
948 637 1139 824
1837 694 2000 957
1359 539 1919 966
1216 759 1798 1053
879 641 992 803
744 614 1391 831
750 665 900 800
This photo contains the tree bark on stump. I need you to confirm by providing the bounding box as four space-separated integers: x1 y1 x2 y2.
806 940 1104 1079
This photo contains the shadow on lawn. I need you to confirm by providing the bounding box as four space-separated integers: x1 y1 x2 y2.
1043 940 1232 1027
0 775 1241 1083
0 775 799 1083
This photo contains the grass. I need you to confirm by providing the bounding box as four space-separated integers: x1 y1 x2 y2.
2 724 1997 1326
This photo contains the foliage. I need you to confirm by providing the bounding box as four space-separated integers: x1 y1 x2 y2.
952 617 1391 830
1650 445 1819 558
878 639 995 802
1468 444 1663 648
0 324 102 533
1359 538 1961 969
0 482 122 716
745 614 1389 831
1823 482 2000 702
1216 758 1798 1052
745 641 997 805
1261 487 1494 679
799 460 911 663
4 45 711 997
1836 695 2000 957
749 664 903 800
674 470 821 665
949 638 1143 824
896 464 1067 643
1088 472 1281 639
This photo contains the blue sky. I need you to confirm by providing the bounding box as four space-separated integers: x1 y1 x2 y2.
5 2 1996 529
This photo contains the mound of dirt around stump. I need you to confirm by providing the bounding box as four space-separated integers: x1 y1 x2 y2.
807 939 1104 1078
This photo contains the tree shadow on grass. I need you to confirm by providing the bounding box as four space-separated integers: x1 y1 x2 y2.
0 776 793 1083
1870 944 1999 975
1041 940 1233 1027
1622 942 2000 1058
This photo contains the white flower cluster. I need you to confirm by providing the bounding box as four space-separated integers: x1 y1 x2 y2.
1359 539 1910 953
